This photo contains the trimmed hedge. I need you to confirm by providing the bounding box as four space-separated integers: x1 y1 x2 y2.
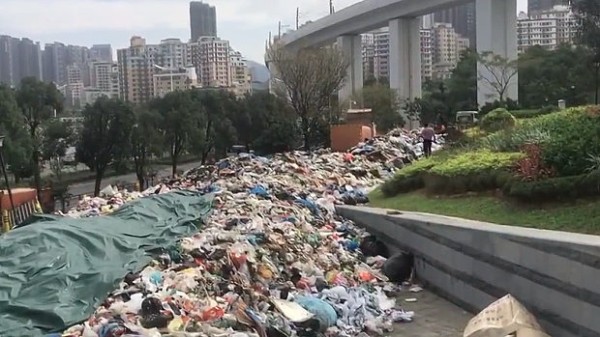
481 108 517 133
510 106 559 119
380 150 523 196
505 171 600 202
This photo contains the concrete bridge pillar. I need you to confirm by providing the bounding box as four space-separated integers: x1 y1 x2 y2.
476 0 518 106
389 17 421 129
337 35 363 104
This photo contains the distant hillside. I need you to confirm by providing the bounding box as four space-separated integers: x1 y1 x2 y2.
247 60 270 83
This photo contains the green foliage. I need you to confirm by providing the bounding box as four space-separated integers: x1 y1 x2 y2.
505 170 600 202
479 99 520 115
445 49 478 112
41 119 74 160
241 92 299 155
428 150 524 177
518 45 595 108
356 84 404 131
510 106 559 119
76 96 135 196
480 108 517 133
16 78 63 195
0 85 33 182
380 158 437 196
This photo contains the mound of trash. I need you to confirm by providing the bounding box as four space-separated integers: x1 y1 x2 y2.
48 129 443 337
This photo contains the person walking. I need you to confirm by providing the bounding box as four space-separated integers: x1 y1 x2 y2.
420 123 436 158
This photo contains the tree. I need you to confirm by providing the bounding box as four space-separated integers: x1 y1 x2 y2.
41 119 73 161
446 49 478 111
152 91 197 176
477 51 518 104
570 0 600 103
130 108 162 190
241 92 299 154
518 45 594 108
267 46 349 150
0 85 33 183
16 78 63 201
189 90 238 163
354 84 403 131
76 97 135 196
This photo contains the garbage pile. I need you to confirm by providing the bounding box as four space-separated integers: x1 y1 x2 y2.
55 129 441 337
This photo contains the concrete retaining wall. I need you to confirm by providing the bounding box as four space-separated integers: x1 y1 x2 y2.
337 206 600 337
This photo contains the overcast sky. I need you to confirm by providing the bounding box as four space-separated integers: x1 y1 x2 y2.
0 0 528 63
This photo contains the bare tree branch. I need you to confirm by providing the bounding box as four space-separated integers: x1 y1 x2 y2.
267 45 349 150
477 51 518 102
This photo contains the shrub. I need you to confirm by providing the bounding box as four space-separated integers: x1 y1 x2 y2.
539 108 600 176
505 170 600 202
418 150 523 195
380 157 437 196
480 108 517 133
510 106 559 119
428 150 524 177
514 144 555 181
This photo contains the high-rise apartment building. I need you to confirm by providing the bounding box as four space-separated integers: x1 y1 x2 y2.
157 38 190 69
528 0 568 13
89 62 119 93
361 27 435 83
189 36 231 88
19 38 43 82
0 35 43 87
229 51 252 97
190 1 217 42
517 5 576 53
43 42 68 85
153 67 198 98
0 36 21 86
360 22 467 82
420 29 433 81
434 3 476 48
118 36 198 102
117 36 158 104
90 44 113 62
432 23 469 79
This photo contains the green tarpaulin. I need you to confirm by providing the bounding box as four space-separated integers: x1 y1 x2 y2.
0 190 213 337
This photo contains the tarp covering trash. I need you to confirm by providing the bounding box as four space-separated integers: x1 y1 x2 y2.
3 129 444 337
0 190 213 337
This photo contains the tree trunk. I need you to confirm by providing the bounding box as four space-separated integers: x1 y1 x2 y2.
32 152 42 203
93 168 105 197
301 116 310 151
171 153 178 177
595 64 599 105
14 174 20 184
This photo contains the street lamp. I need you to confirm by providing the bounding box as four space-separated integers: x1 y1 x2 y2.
0 136 15 212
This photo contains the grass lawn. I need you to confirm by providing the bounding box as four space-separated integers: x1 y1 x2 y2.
368 189 600 234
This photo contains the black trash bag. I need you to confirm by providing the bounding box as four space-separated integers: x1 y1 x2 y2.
359 235 389 258
140 297 172 329
382 252 414 282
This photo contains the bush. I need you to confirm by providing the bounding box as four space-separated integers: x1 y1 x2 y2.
480 99 520 115
380 157 437 196
480 108 517 133
505 170 600 202
538 107 600 176
428 150 524 177
510 106 559 119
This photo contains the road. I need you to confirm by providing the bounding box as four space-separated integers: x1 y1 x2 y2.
68 161 204 196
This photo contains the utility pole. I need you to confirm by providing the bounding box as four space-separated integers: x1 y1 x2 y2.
296 7 300 29
330 0 334 14
278 21 282 38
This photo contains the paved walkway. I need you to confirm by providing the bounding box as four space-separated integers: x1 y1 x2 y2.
392 289 472 337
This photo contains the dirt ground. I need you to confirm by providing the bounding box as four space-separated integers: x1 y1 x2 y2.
390 288 473 337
